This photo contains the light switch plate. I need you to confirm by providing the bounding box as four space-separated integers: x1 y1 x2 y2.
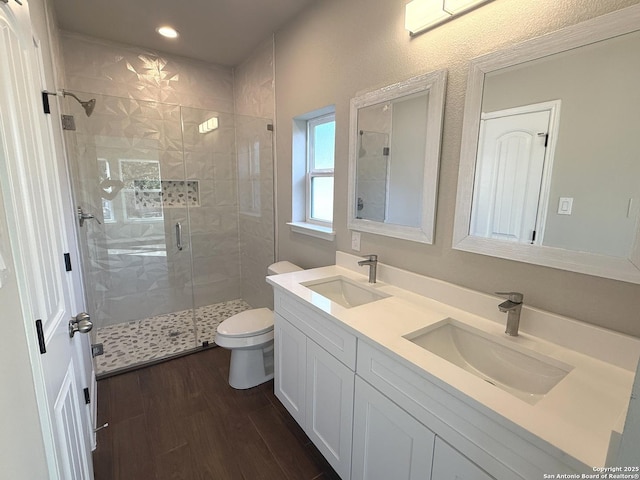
351 231 361 251
558 197 573 215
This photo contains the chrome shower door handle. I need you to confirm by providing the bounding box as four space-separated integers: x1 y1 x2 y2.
176 222 183 251
77 206 102 227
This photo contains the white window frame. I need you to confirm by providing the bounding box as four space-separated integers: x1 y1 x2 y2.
118 158 164 223
305 113 335 226
289 106 336 241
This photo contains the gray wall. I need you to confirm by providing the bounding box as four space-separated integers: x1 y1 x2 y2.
274 0 640 337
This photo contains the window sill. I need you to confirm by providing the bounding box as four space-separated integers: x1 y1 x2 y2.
287 222 336 241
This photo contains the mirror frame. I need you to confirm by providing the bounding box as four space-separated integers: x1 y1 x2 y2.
453 4 640 284
347 70 447 244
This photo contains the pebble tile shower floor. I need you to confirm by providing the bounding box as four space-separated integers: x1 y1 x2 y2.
95 299 251 375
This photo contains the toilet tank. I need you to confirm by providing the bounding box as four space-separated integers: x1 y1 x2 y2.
267 261 302 276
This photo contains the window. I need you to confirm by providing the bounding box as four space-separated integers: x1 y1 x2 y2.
306 113 335 225
290 106 336 241
119 159 163 222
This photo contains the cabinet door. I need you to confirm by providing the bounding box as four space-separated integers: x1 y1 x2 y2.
432 438 494 480
352 377 435 480
306 340 355 480
274 314 307 426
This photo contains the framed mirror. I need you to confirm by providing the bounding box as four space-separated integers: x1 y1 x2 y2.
453 4 640 283
347 70 447 244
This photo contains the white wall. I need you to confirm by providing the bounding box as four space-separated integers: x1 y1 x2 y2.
274 0 640 337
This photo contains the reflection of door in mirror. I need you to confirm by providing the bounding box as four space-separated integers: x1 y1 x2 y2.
471 103 557 244
454 7 640 282
479 32 640 259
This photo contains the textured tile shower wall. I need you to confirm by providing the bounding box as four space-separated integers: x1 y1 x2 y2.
233 38 277 309
68 98 198 326
61 33 275 325
182 109 243 309
61 32 235 111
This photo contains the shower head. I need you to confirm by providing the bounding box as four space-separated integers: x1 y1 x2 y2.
63 90 96 117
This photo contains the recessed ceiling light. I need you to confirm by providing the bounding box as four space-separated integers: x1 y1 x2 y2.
157 26 179 39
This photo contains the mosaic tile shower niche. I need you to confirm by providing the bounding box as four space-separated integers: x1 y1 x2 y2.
64 93 275 375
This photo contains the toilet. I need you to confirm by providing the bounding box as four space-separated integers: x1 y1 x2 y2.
215 261 302 389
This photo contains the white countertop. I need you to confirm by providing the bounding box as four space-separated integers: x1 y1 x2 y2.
267 254 640 470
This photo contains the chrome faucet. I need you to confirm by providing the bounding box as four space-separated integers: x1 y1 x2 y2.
358 254 378 284
496 292 524 336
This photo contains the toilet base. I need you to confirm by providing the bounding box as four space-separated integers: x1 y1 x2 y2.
227 342 274 389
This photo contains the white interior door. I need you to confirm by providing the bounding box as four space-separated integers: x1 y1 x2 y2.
471 106 553 243
0 3 93 479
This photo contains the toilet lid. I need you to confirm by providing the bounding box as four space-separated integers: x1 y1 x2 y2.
217 308 274 337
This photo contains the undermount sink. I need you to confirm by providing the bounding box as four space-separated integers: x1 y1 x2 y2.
301 276 390 308
404 319 573 404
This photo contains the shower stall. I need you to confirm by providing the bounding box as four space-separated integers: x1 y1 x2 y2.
63 91 275 376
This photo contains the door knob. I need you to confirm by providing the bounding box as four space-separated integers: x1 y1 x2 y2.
69 312 93 338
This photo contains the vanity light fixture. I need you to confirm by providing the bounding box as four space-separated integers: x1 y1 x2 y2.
405 0 494 36
157 25 179 39
198 116 219 134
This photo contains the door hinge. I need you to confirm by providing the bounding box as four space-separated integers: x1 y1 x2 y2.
61 114 76 131
382 147 390 156
63 253 72 271
35 319 46 354
41 91 51 114
266 124 274 132
537 132 549 147
531 230 537 243
83 387 90 405
91 343 104 357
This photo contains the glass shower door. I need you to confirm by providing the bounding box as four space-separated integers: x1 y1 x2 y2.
65 92 197 374
180 106 248 345
64 92 276 376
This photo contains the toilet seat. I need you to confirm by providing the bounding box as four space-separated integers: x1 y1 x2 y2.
216 308 273 338
215 308 274 349
214 260 302 389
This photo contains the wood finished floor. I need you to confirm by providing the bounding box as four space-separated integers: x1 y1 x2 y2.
93 347 340 480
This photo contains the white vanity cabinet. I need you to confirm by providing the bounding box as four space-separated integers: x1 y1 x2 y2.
432 439 494 480
305 339 355 477
352 376 435 480
273 312 306 425
273 291 357 480
272 280 594 480
352 375 493 480
356 340 584 479
269 258 640 480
